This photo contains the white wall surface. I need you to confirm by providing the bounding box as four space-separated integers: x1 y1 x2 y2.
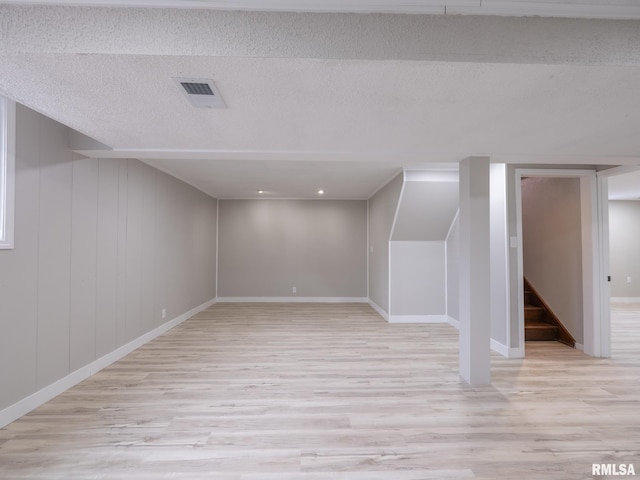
521 176 583 343
0 104 218 413
446 212 460 321
217 199 367 298
609 200 640 298
490 164 509 346
391 180 459 241
506 165 521 347
389 241 446 316
368 173 404 313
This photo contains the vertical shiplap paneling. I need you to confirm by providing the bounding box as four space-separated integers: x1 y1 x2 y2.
36 118 73 389
140 164 158 331
69 156 98 371
125 159 144 341
95 159 119 358
0 106 40 407
173 182 192 314
183 187 200 308
199 194 218 303
152 171 171 321
116 158 128 347
1 104 220 417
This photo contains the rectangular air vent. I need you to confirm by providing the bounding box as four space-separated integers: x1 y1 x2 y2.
181 82 214 96
173 77 226 109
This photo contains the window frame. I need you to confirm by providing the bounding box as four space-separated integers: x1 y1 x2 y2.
0 95 16 250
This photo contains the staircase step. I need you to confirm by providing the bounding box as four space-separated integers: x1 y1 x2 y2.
524 305 546 322
524 291 534 305
523 277 576 345
525 323 559 341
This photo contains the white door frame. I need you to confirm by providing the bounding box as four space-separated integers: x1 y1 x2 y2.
592 165 640 356
514 168 609 357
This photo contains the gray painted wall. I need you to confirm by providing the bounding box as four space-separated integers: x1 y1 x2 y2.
389 241 446 316
609 200 640 298
521 177 583 343
217 199 367 298
0 104 218 412
368 173 403 313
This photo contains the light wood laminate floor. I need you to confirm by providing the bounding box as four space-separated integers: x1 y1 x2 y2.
1 302 639 479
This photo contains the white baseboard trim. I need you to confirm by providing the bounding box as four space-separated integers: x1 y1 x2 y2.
490 339 524 358
490 339 509 357
217 297 368 303
610 297 640 303
0 297 217 429
447 316 460 329
575 342 584 351
368 299 389 321
388 314 449 324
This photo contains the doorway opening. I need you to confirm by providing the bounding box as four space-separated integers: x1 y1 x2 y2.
514 168 608 358
604 168 640 357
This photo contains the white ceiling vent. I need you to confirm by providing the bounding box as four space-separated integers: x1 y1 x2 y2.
174 77 226 109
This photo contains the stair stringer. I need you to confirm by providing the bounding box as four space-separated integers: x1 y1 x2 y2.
524 276 576 347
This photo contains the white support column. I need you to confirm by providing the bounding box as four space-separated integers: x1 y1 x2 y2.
459 157 491 384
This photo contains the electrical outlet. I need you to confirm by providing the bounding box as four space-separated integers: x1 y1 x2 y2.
292 286 297 294
161 308 167 319
627 276 632 284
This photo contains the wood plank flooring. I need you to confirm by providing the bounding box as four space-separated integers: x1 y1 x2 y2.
0 302 639 479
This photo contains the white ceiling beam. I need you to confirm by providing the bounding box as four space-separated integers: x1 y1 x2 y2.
0 0 477 14
450 1 640 20
3 0 640 18
1 6 639 66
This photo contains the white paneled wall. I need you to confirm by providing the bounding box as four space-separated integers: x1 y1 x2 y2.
389 241 446 321
70 156 99 371
0 104 218 416
35 117 73 389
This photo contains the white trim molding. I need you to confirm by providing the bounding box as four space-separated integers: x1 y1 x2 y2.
217 297 369 303
388 314 450 324
368 299 389 321
0 297 217 429
610 297 640 303
490 338 524 358
0 96 16 250
514 168 607 358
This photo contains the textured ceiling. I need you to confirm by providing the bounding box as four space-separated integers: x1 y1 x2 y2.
1 4 640 199
2 0 640 18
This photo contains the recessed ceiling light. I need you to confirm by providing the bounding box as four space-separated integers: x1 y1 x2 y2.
257 190 264 194
318 189 325 195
